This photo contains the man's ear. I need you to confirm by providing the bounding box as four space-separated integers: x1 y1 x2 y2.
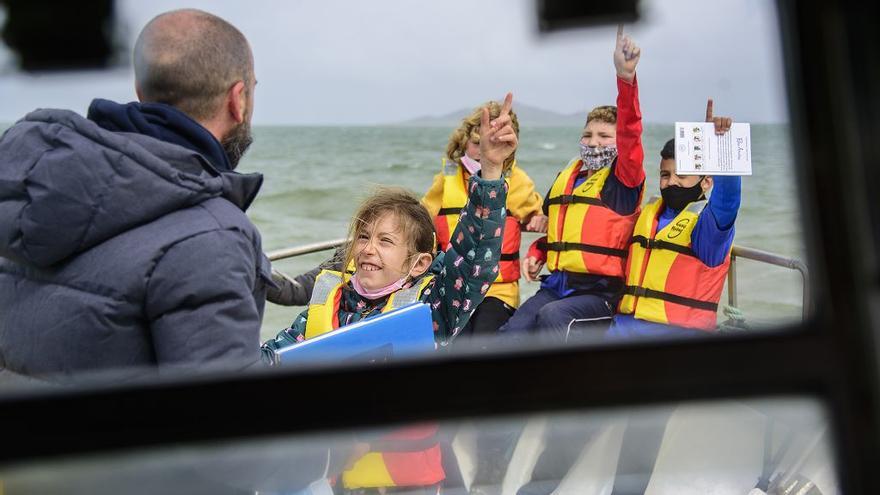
410 253 433 278
227 80 247 124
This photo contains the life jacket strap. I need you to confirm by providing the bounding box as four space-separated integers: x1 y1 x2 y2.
630 235 698 258
546 195 605 206
546 241 628 258
438 206 464 216
624 285 719 312
500 252 520 261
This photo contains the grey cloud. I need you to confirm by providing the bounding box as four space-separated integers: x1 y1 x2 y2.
0 0 787 125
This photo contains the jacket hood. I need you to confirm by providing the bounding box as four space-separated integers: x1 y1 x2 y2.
87 98 235 173
0 108 263 268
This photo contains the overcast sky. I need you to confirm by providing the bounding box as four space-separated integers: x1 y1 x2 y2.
0 0 788 125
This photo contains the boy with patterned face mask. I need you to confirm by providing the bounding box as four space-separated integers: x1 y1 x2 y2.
498 25 646 342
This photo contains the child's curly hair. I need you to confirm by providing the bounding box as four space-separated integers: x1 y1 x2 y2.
344 187 436 270
585 105 617 126
446 101 520 172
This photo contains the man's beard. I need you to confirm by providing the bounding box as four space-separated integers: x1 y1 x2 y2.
222 120 254 170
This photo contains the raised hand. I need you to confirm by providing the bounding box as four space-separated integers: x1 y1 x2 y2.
705 98 733 135
614 24 640 82
479 92 518 180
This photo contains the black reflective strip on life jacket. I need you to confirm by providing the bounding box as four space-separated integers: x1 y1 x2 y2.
535 237 548 251
546 242 628 258
438 207 464 216
630 235 698 258
545 195 605 207
368 434 440 453
624 286 719 312
500 252 520 261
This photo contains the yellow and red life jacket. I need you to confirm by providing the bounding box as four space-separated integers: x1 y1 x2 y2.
304 271 444 489
618 196 730 331
432 159 521 283
545 159 641 278
304 270 435 339
342 423 445 489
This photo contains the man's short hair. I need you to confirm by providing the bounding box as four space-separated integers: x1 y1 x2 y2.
134 9 252 121
661 138 676 160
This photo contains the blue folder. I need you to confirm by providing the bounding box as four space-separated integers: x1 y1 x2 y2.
275 302 435 366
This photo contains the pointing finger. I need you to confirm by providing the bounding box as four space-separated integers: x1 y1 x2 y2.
705 98 714 122
617 24 624 40
481 107 490 134
500 92 513 117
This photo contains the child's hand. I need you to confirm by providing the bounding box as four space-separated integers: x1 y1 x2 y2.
522 256 544 282
479 92 517 180
614 24 640 82
525 214 548 233
705 98 733 135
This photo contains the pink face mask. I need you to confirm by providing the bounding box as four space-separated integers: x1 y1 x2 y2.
460 153 482 175
350 272 409 299
350 254 427 300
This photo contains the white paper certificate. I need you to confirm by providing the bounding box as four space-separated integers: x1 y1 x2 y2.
674 122 752 175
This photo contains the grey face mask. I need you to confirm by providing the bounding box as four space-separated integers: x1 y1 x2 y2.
579 143 618 170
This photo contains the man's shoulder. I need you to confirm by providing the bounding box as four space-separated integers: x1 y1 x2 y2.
3 107 211 176
2 108 97 150
146 197 261 245
196 196 262 235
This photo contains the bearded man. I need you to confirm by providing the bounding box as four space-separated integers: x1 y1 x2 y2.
0 9 271 384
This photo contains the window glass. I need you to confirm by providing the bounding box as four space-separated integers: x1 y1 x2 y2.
0 398 836 495
0 0 807 387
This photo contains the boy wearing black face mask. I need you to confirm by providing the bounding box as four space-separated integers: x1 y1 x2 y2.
608 100 742 339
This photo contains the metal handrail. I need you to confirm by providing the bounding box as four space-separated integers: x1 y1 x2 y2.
267 238 348 262
728 245 810 320
266 239 811 320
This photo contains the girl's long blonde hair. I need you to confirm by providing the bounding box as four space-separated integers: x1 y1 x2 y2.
344 187 436 271
446 101 519 172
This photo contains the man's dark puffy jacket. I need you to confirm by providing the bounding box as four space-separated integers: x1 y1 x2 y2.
0 108 271 384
